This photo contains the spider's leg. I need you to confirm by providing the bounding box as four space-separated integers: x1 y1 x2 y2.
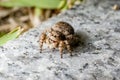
65 40 72 56
39 33 46 53
40 41 43 53
59 41 65 58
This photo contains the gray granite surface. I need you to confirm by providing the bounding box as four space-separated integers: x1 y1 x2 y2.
0 0 120 80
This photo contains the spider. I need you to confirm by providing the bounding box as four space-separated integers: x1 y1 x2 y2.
39 21 79 58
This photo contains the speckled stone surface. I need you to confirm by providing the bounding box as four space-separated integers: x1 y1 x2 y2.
0 0 120 80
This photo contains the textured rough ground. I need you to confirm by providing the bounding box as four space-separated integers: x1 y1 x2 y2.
0 0 120 80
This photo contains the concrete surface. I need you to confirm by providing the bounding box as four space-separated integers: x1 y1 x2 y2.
0 0 120 80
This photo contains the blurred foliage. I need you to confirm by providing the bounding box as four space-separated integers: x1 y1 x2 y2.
0 0 66 9
0 0 82 46
0 26 23 46
0 32 6 37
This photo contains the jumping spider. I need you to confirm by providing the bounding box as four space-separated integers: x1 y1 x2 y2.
39 21 80 58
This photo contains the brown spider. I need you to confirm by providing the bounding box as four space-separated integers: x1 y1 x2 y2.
39 21 79 58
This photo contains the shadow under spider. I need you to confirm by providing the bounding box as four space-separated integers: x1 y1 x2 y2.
71 30 95 56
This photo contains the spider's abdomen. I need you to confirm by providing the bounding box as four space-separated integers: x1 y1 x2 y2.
52 21 74 36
